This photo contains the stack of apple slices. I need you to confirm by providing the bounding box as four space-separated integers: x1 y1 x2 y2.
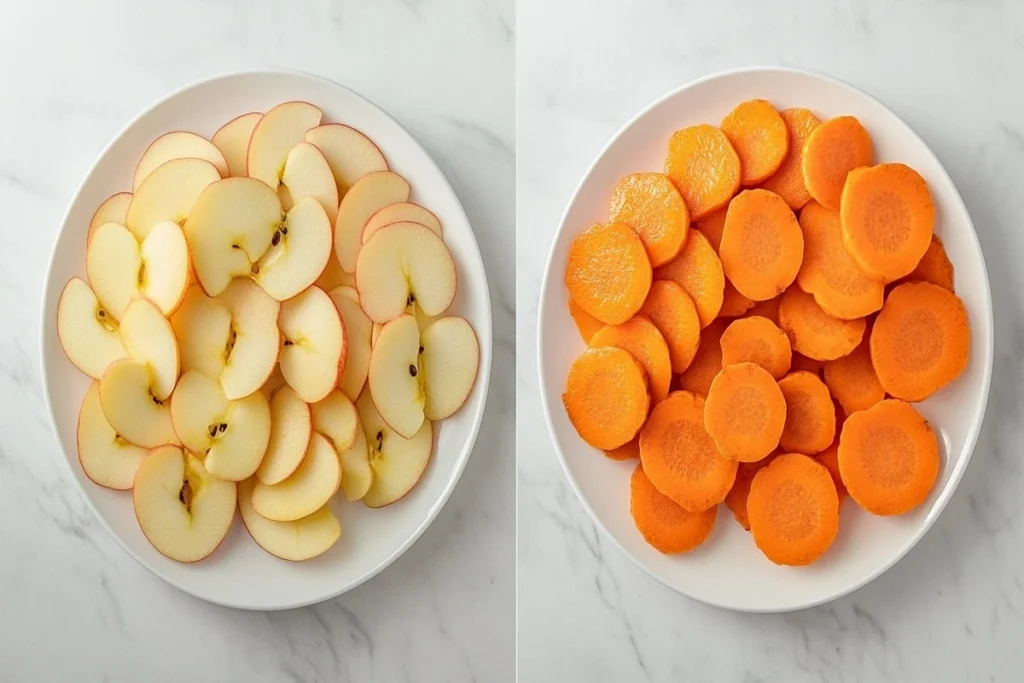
57 101 480 565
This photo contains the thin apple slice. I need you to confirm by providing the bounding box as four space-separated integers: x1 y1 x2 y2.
133 131 228 191
99 360 178 448
338 422 373 502
315 254 355 291
281 142 339 224
212 112 263 177
260 365 287 398
133 445 236 563
256 385 312 485
57 277 128 379
251 432 340 522
334 171 409 272
172 286 232 379
356 222 456 323
421 317 479 420
329 285 372 400
253 197 332 301
119 298 179 400
77 381 147 490
246 101 323 190
126 157 220 240
368 314 424 438
87 192 132 243
357 392 432 508
238 478 340 561
311 390 358 456
362 202 442 243
304 123 387 196
279 286 346 403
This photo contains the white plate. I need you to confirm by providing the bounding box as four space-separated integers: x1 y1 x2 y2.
537 67 993 613
41 70 492 610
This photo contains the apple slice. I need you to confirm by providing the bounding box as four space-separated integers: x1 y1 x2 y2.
315 254 356 291
238 478 340 561
356 222 456 323
57 277 128 379
334 170 410 272
87 192 132 243
253 197 332 301
260 365 287 398
184 177 283 297
362 202 442 243
133 131 228 191
126 157 220 240
357 392 432 508
170 370 271 482
256 385 312 485
304 123 387 196
329 285 372 400
368 314 424 438
246 101 323 190
99 360 178 448
280 142 339 224
420 317 479 420
212 112 263 177
119 297 179 400
338 421 373 502
133 445 236 563
279 286 346 403
251 432 340 522
171 286 232 379
77 381 147 490
311 390 358 456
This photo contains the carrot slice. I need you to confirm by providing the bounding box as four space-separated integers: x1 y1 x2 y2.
816 403 848 501
745 294 781 324
724 454 777 530
665 124 741 220
678 318 728 396
778 287 866 361
704 362 786 462
870 281 970 401
791 352 825 376
801 115 872 210
720 316 792 379
823 336 884 414
721 99 789 187
653 230 725 327
568 297 604 343
841 163 935 282
695 206 727 251
761 108 821 210
639 390 737 511
630 463 716 553
565 222 652 325
609 173 690 267
563 346 650 450
590 316 672 403
640 280 701 373
901 235 954 292
797 200 883 320
778 371 836 455
606 438 640 461
720 189 803 301
695 207 753 318
748 452 839 565
838 399 939 515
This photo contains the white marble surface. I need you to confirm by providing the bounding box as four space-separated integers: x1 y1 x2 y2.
518 0 1024 680
0 1 514 681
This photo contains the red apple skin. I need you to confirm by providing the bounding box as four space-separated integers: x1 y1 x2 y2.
245 101 323 179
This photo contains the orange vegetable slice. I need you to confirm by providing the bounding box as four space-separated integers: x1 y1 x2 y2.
720 189 803 301
568 297 604 343
563 346 650 450
724 454 777 531
653 229 725 328
760 108 821 210
704 362 786 462
630 464 717 553
901 235 954 292
665 124 741 220
606 438 640 461
778 287 866 361
719 316 792 379
609 172 690 267
678 318 728 396
778 371 836 455
590 316 673 404
565 222 652 325
802 115 873 210
640 280 701 373
721 99 789 186
823 336 884 414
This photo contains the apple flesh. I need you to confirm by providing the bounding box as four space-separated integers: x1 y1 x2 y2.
280 141 339 224
256 385 312 486
133 131 228 191
246 101 323 190
278 286 346 403
251 431 340 522
420 316 480 420
357 392 432 508
334 170 409 272
119 297 180 400
56 277 127 379
338 420 373 502
362 202 442 243
329 285 372 400
238 478 340 561
311 390 359 458
99 359 179 449
260 365 287 399
77 381 147 490
304 123 387 196
253 196 332 301
212 112 263 178
368 314 424 438
87 192 132 243
315 254 355 291
126 157 220 240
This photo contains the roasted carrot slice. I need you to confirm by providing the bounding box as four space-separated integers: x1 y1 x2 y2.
563 346 650 450
778 371 836 455
590 316 673 404
748 452 839 565
565 222 652 325
720 316 792 379
778 287 866 361
665 124 741 220
606 438 640 461
797 200 883 320
639 390 738 511
568 297 604 343
745 294 781 324
721 99 789 187
841 163 935 282
704 362 786 462
609 173 690 267
901 235 954 292
678 318 728 396
760 108 821 210
724 454 777 531
791 352 825 376
870 281 970 401
630 463 716 553
720 189 803 301
838 399 939 515
653 229 725 328
802 115 873 210
823 335 884 414
640 280 701 373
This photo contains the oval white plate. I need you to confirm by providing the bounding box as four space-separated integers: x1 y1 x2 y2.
537 67 993 613
41 70 492 610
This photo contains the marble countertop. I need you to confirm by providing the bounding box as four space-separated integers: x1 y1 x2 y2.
0 1 514 681
517 0 1024 680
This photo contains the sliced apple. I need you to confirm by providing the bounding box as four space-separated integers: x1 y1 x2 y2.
238 478 340 561
212 112 263 177
334 170 409 272
56 277 128 379
421 317 479 420
133 445 236 563
126 157 220 240
357 392 432 508
260 365 287 398
133 131 228 191
253 197 332 301
315 254 356 291
256 385 312 485
329 285 372 400
77 381 147 490
280 142 339 224
99 360 178 448
251 432 340 522
170 370 271 481
171 286 232 379
311 390 358 455
87 192 132 243
246 101 322 190
367 315 424 438
371 322 382 348
278 286 345 403
304 123 387 196
339 421 373 502
356 222 456 323
119 297 179 400
362 202 441 243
